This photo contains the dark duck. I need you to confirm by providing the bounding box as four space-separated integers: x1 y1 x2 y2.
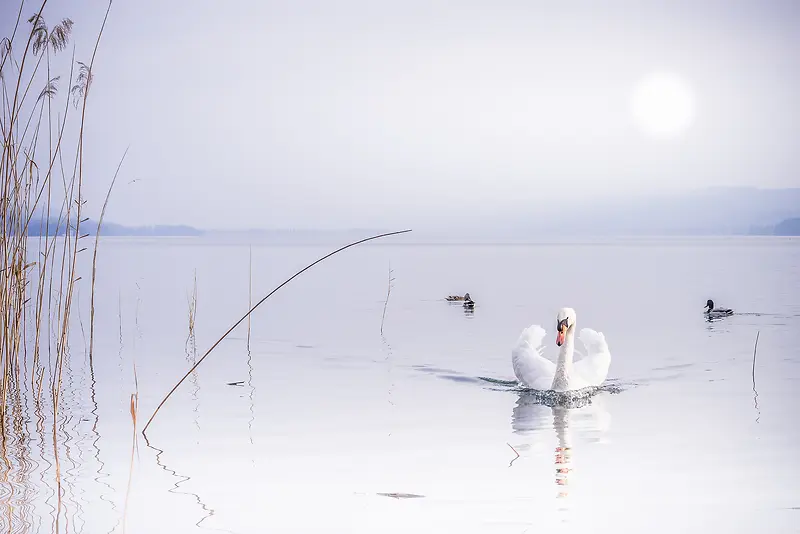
704 299 733 319
463 294 475 309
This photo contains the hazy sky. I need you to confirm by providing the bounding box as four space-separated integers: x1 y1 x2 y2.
4 0 800 229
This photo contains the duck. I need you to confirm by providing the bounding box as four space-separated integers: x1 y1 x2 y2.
511 307 611 392
446 292 470 302
704 299 733 319
463 295 475 309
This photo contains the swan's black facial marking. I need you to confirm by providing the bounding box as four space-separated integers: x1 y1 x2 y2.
555 317 569 346
705 299 714 311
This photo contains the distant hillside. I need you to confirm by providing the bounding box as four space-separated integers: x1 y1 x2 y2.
514 187 800 236
773 218 800 236
205 228 391 244
18 187 800 239
94 221 203 236
24 216 203 237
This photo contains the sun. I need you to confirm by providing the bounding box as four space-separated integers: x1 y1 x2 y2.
630 71 695 138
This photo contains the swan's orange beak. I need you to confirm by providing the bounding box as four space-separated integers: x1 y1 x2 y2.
556 324 566 346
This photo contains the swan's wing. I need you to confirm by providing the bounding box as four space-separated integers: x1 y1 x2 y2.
574 328 611 387
511 325 556 390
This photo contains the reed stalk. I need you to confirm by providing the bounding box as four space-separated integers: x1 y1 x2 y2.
751 330 760 382
1 5 115 530
142 229 412 436
380 265 394 335
246 245 252 349
122 356 139 534
186 269 197 350
751 330 761 424
89 146 129 364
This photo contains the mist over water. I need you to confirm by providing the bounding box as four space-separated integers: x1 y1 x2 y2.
2 236 798 533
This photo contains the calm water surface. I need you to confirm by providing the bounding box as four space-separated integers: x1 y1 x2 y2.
5 237 800 533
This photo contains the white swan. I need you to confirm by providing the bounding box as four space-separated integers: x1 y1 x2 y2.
511 307 611 392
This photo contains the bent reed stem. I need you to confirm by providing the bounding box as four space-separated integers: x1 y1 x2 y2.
142 229 412 436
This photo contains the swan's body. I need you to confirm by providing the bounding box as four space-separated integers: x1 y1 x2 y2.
511 307 611 392
704 299 733 319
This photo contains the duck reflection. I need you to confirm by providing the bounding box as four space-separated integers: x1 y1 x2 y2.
510 391 610 505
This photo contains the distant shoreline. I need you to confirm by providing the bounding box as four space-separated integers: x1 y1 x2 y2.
22 217 800 239
28 233 798 245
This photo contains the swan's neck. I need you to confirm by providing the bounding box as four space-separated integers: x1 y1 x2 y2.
551 328 575 391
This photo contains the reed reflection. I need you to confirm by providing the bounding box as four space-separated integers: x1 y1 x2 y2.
0 366 104 534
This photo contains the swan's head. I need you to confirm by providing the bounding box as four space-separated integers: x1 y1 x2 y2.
555 307 576 346
705 299 714 311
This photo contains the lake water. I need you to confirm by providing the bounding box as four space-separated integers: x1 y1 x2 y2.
4 236 799 533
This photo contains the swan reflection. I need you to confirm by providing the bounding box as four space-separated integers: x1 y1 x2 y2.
510 391 610 509
553 407 572 499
